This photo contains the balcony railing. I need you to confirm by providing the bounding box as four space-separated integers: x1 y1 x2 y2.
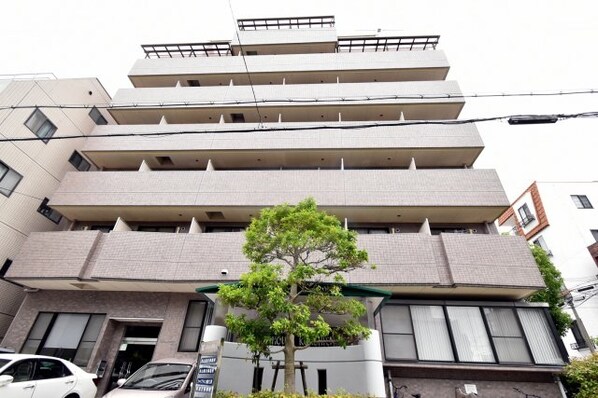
142 42 232 59
237 16 335 30
337 36 440 52
519 215 536 228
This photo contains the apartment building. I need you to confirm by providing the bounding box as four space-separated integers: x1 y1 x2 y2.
0 76 112 341
2 17 567 397
499 181 598 358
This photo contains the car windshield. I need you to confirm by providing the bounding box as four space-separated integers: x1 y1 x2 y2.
0 359 10 369
121 363 192 391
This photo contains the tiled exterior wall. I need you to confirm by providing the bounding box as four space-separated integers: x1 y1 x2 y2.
83 122 483 153
7 231 544 291
48 169 509 209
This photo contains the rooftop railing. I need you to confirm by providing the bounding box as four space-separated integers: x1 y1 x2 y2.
237 16 335 30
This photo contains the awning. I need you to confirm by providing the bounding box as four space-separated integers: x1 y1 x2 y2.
196 282 391 314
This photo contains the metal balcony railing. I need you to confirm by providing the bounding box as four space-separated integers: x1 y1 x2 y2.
141 42 232 59
519 215 536 227
237 16 335 30
337 35 440 52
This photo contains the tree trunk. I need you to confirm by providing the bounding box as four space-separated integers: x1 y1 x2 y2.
283 332 295 393
284 282 298 393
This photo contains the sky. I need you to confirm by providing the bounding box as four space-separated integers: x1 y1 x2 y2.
1 0 598 200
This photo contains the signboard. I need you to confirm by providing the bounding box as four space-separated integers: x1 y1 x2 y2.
191 339 224 398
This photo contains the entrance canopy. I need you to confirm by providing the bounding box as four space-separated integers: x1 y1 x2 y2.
196 283 391 314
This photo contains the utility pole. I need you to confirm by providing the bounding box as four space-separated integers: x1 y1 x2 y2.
564 281 598 354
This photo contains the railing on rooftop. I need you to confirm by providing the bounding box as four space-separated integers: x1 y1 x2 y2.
141 42 232 59
237 16 335 30
337 35 440 52
0 72 57 80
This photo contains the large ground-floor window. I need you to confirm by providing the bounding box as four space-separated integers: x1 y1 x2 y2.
380 303 564 366
21 312 105 367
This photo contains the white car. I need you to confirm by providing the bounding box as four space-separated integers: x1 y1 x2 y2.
0 354 97 398
103 358 195 398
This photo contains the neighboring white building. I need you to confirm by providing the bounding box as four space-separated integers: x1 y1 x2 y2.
499 181 598 357
0 76 113 340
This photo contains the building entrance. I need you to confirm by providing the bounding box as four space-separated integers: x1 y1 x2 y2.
108 325 162 390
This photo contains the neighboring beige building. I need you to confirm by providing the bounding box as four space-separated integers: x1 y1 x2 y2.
3 17 568 398
0 76 113 339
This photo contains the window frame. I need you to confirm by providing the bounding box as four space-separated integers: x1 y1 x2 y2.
571 195 593 209
37 198 62 224
0 160 23 198
24 108 57 143
68 151 91 171
178 300 210 352
380 302 564 366
88 106 108 125
517 203 535 227
21 312 106 367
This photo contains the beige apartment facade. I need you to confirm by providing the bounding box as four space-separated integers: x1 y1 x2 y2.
3 17 568 397
0 77 113 340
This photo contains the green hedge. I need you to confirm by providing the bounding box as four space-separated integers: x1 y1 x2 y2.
564 353 598 398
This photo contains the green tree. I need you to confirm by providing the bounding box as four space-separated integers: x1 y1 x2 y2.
564 353 598 398
217 198 372 393
527 245 572 336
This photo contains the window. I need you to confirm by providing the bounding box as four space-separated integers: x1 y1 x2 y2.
317 369 327 395
1 359 36 382
204 226 245 233
34 358 72 380
230 113 245 123
137 226 178 233
88 106 107 125
37 198 62 224
25 108 57 143
351 227 390 234
187 79 201 86
22 313 105 366
0 161 23 197
68 151 91 171
380 304 563 366
0 259 12 278
532 236 552 256
572 195 593 209
245 51 258 56
517 203 535 227
179 301 209 352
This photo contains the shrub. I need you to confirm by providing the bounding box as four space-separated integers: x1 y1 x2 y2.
563 353 598 398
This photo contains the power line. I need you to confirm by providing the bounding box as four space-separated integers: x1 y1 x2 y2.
1 89 598 112
1 112 598 143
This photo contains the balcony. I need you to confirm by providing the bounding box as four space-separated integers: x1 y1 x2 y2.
129 50 450 88
82 122 483 170
109 81 464 124
48 169 508 223
6 231 543 299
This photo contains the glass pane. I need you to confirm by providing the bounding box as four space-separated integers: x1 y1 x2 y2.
484 307 523 337
447 307 494 363
380 306 413 334
179 327 201 351
383 334 416 360
493 337 532 363
81 314 105 342
184 302 207 327
25 109 46 132
44 314 89 349
28 313 54 340
21 339 42 354
0 162 7 178
73 341 95 367
37 121 56 139
0 169 22 196
517 308 563 365
411 305 454 361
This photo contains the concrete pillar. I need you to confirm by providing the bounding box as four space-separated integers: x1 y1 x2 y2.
338 112 342 122
400 111 405 121
219 114 225 124
114 217 132 232
408 157 416 170
229 79 234 86
159 116 168 124
344 217 348 230
419 218 431 235
175 81 181 88
278 113 282 123
206 159 215 171
341 157 345 170
138 160 151 172
189 217 202 234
